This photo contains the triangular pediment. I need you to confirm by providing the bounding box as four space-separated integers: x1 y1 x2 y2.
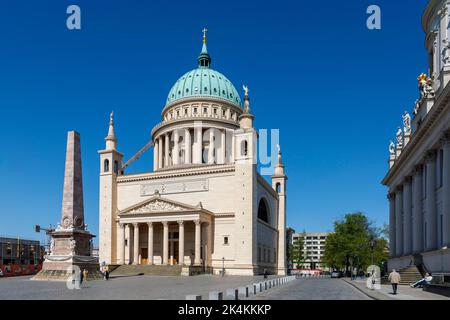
118 195 200 215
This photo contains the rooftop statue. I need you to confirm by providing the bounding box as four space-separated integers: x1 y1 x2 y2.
413 99 420 116
389 140 395 156
418 73 435 99
443 38 450 64
396 127 403 147
403 111 411 133
243 85 249 97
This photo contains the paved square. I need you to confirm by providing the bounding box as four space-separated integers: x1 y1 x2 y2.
0 275 275 300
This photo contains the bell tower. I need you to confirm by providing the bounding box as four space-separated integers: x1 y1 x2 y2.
272 145 287 275
98 112 123 265
233 87 259 273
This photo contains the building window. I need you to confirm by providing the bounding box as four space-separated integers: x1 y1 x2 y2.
241 140 248 156
223 236 229 245
276 183 281 193
258 247 261 262
439 149 444 188
104 159 110 173
257 198 270 223
423 166 427 198
114 161 119 174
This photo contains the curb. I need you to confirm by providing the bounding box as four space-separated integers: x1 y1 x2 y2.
185 275 297 300
341 278 386 300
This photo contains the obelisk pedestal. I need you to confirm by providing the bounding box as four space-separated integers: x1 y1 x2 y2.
33 131 101 281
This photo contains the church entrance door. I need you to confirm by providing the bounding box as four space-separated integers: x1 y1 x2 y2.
141 248 148 265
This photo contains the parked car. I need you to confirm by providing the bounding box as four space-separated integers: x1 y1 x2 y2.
331 271 343 278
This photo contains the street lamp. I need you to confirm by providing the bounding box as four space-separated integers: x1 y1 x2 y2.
370 239 375 266
221 257 225 277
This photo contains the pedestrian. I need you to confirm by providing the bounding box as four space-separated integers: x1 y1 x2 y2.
105 266 110 280
83 269 88 282
79 268 84 286
388 269 401 295
263 269 268 279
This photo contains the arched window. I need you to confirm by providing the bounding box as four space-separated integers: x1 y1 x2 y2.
114 161 119 174
104 159 110 173
258 198 269 223
241 140 248 156
276 183 281 193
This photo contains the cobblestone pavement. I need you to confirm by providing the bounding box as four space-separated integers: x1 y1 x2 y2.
343 279 450 300
249 278 372 300
0 274 278 300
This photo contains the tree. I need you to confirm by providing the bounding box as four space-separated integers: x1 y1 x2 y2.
322 213 388 274
289 233 309 268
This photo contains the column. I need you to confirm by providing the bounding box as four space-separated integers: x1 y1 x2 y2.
388 193 396 257
425 151 437 250
162 221 169 265
185 129 191 165
220 130 226 164
153 139 159 171
194 220 201 265
125 224 131 264
206 221 212 268
119 223 126 264
178 221 184 265
442 135 450 247
412 166 424 253
173 130 180 165
158 136 163 169
208 128 215 164
193 125 202 164
395 186 404 257
147 222 154 265
403 176 412 255
165 133 170 167
133 223 139 265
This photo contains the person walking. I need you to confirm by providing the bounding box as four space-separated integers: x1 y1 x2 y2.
79 268 84 286
388 269 401 295
263 269 268 279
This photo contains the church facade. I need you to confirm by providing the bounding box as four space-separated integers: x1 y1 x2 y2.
382 0 450 275
98 31 287 276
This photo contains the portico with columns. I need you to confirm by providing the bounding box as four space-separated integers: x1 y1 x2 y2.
115 194 213 266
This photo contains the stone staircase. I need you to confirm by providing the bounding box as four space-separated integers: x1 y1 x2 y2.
381 265 423 285
110 265 183 277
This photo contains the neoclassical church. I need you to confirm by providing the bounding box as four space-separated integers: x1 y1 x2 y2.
383 0 450 277
98 31 287 276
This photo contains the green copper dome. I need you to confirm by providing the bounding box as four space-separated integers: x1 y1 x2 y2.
165 35 242 108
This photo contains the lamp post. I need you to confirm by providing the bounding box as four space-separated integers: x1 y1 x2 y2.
370 239 375 266
222 257 225 277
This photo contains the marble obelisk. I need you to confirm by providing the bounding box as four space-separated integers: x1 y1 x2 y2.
33 131 100 281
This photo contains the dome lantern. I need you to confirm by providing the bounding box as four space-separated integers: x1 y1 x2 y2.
197 28 211 68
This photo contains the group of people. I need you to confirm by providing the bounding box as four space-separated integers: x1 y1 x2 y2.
76 266 110 288
388 269 433 295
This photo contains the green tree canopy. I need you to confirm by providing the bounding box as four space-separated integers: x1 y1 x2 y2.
322 212 388 273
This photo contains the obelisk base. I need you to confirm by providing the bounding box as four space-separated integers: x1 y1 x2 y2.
33 255 102 281
33 228 101 281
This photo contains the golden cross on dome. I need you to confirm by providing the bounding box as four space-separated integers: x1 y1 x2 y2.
202 27 208 44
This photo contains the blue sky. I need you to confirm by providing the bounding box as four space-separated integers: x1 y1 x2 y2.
0 0 429 243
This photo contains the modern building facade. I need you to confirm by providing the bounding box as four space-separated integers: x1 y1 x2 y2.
291 232 329 270
98 31 288 275
382 0 450 274
0 237 42 266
